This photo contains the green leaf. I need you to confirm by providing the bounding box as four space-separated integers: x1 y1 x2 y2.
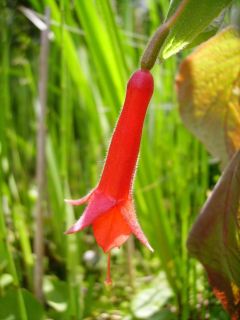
43 276 68 313
131 273 174 319
176 27 240 168
187 151 240 319
0 274 13 289
0 288 44 320
161 0 232 59
23 290 45 320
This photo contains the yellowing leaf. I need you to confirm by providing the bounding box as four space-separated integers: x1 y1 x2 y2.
176 27 240 168
187 151 240 319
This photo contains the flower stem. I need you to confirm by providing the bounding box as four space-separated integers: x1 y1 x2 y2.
140 0 189 70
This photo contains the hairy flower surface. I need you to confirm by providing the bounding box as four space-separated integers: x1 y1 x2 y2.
65 70 154 283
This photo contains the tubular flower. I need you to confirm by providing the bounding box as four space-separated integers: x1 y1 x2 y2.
65 69 154 283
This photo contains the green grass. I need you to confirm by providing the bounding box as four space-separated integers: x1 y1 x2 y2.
0 1 230 319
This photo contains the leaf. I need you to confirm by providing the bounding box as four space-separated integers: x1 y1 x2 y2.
0 288 44 320
23 289 45 320
131 272 173 319
161 0 232 59
43 276 68 313
185 27 218 50
185 11 225 50
0 274 13 289
176 27 240 168
187 151 240 319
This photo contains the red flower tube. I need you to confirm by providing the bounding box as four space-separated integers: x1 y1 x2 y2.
65 69 154 283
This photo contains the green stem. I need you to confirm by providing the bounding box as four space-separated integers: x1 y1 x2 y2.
34 6 50 302
141 0 189 70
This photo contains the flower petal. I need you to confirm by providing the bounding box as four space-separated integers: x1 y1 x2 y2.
121 199 153 252
92 206 132 252
65 189 116 234
64 189 95 206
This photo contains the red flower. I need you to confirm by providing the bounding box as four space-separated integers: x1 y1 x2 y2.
65 70 154 283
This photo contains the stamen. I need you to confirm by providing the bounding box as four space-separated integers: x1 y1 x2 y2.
105 252 112 286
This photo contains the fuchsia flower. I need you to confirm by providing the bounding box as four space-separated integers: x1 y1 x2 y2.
65 69 154 284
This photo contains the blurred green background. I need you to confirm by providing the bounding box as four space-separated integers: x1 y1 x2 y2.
0 0 232 319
